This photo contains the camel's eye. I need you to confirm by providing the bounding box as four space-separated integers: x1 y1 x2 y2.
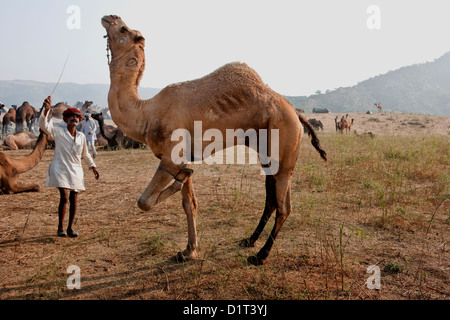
117 36 128 45
120 26 128 33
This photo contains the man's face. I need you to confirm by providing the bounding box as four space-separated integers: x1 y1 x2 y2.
66 115 81 127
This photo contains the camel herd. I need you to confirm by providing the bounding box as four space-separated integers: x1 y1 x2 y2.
334 114 354 133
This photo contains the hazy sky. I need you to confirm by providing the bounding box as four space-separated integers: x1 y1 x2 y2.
1 0 449 96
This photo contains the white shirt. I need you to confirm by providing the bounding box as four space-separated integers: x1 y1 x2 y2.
39 113 96 191
80 118 97 142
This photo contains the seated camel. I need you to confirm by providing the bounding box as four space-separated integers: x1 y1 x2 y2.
304 119 324 136
91 112 145 150
1 131 39 150
0 131 49 194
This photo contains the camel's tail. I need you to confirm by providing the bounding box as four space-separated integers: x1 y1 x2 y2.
297 112 327 161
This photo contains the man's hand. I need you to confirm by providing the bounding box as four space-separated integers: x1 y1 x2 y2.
43 96 52 116
92 167 100 180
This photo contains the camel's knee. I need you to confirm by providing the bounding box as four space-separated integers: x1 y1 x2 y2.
137 166 194 211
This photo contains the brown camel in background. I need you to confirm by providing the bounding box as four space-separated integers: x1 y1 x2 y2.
102 15 327 265
80 100 94 115
2 107 16 139
1 131 39 150
0 131 49 194
15 101 39 133
342 118 354 133
375 103 382 112
91 111 145 149
49 102 70 120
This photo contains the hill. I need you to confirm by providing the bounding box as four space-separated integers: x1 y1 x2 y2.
286 52 450 116
2 52 450 116
0 80 160 110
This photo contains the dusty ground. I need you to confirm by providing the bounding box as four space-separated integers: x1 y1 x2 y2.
0 113 448 300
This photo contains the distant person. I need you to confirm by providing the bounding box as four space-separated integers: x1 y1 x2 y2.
80 113 98 158
39 96 99 237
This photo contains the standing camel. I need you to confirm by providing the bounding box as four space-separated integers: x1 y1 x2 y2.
374 103 382 112
80 100 94 115
15 102 38 133
0 131 49 194
2 107 16 139
102 15 327 265
342 118 354 133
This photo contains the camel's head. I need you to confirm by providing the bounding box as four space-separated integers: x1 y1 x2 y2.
102 15 146 83
102 15 145 55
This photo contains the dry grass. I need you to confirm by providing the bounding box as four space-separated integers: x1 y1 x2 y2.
0 124 448 300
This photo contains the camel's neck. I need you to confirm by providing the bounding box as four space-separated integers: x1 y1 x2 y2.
96 116 116 144
14 131 48 174
107 52 151 143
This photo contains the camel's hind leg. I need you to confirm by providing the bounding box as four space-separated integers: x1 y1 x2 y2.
176 176 199 262
240 175 277 248
247 171 293 266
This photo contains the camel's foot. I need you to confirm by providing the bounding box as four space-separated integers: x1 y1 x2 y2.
175 249 198 263
239 238 256 248
247 255 265 266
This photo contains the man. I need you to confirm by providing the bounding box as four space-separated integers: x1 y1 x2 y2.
39 96 99 237
80 112 98 158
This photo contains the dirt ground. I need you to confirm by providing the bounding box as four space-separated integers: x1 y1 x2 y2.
0 112 448 300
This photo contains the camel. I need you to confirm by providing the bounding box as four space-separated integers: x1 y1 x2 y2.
342 118 354 134
101 15 327 265
308 119 323 131
335 114 353 133
74 100 94 115
0 131 49 194
2 107 16 139
91 111 145 149
304 119 323 136
16 102 40 133
49 102 71 120
374 103 382 112
335 116 341 132
1 131 39 150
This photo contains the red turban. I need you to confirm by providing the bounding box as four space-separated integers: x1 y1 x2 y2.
62 108 83 118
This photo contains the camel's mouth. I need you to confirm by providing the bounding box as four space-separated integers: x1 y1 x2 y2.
101 15 146 49
101 15 120 29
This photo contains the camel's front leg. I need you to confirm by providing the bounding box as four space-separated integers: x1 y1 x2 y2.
137 158 193 211
176 176 198 262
